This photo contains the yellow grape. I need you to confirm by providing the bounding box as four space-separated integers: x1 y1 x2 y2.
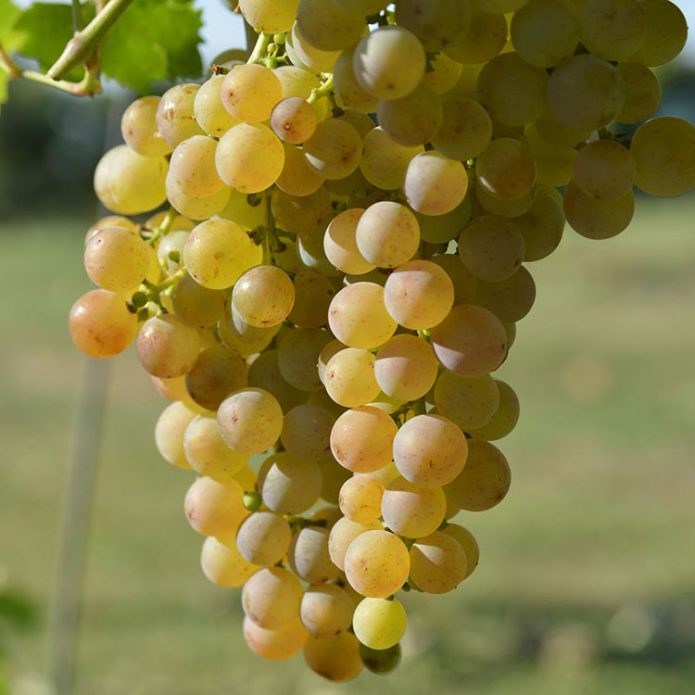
194 74 240 137
289 527 341 583
287 22 340 74
271 186 334 237
239 0 299 33
474 266 536 323
374 334 439 402
430 254 478 305
168 135 224 198
221 63 282 124
155 83 205 147
444 8 507 64
353 597 407 650
416 198 473 244
171 275 227 330
232 265 295 328
468 379 521 441
270 96 318 144
136 314 200 378
476 138 537 200
277 143 325 197
303 118 363 180
324 208 375 275
563 180 635 239
616 62 661 124
121 95 172 157
154 401 197 470
217 388 284 454
355 201 420 269
185 344 248 411
242 566 303 629
288 271 336 328
200 536 259 588
296 0 365 51
259 451 322 514
281 403 335 461
573 139 636 201
381 476 447 538
83 228 150 293
247 349 305 411
433 95 493 161
183 415 248 482
328 516 382 570
580 0 646 61
442 523 480 577
333 48 378 114
165 175 231 221
630 0 687 66
277 327 333 392
404 151 469 216
434 371 500 431
303 632 364 682
339 475 385 524
300 583 355 638
361 126 423 191
236 511 292 566
409 531 468 593
243 616 308 661
317 456 352 505
377 83 443 147
183 476 246 536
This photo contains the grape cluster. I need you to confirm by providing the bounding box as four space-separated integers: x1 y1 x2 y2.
68 0 693 681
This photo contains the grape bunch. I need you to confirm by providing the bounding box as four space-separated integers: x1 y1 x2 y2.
67 0 694 681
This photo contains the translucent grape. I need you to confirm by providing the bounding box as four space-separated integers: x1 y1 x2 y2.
360 643 402 674
630 0 687 66
476 138 536 200
304 632 364 682
580 0 645 61
360 127 422 192
239 0 299 33
442 524 480 576
339 476 385 524
194 74 240 137
121 95 171 157
344 529 410 597
184 476 246 536
217 388 284 454
171 275 226 330
324 208 375 275
381 477 447 538
444 439 511 511
433 95 492 161
242 566 303 629
281 404 335 461
430 254 478 305
430 304 507 377
168 135 224 198
185 345 248 411
404 152 469 216
220 310 280 358
276 143 325 197
415 198 473 245
94 145 168 215
155 83 204 148
328 517 381 570
270 96 317 145
333 48 378 114
355 202 420 269
353 597 406 653
301 583 355 637
377 84 443 147
422 51 463 96
236 511 292 566
136 314 200 378
184 416 248 482
616 62 661 124
277 327 333 392
468 379 520 441
165 175 231 221
573 139 636 201
272 186 333 238
444 8 507 64
434 371 500 432
232 265 295 328
383 260 455 330
83 228 150 294
334 0 387 13
243 616 308 661
200 536 258 588
303 118 362 181
324 347 380 408
563 181 635 239
395 0 472 51
474 267 536 323
287 22 340 73
289 527 340 583
374 334 439 402
515 187 565 261
154 401 197 470
296 0 365 51
259 451 322 514
330 405 397 473
409 531 468 593
247 349 305 411
221 63 282 124
288 271 336 329
318 456 352 505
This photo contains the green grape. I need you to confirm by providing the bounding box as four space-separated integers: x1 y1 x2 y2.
524 130 576 188
395 0 472 51
221 63 282 124
444 8 507 64
377 84 443 147
184 416 248 482
430 254 478 305
184 476 246 536
242 566 303 629
232 265 295 328
430 304 507 377
272 186 333 237
353 597 407 650
339 475 385 524
165 175 231 221
475 180 536 217
243 616 308 661
234 465 257 492
303 118 363 181
288 271 336 329
404 152 469 216
216 123 285 193
121 95 172 157
336 109 375 138
324 208 375 275
433 95 492 162
563 181 635 239
83 227 150 293
381 476 447 538
442 523 480 576
171 276 226 330
155 83 204 148
630 117 695 197
353 25 426 100
476 138 537 200
270 97 317 147
344 529 410 597
219 312 278 358
530 109 591 149
511 0 579 67
360 127 423 192
360 642 402 674
259 451 322 513
93 145 168 215
630 0 687 66
296 0 365 51
289 527 341 583
304 632 364 681
434 371 500 431
238 0 299 33
547 54 624 132
281 403 335 460
168 135 224 198
474 266 536 323
333 48 379 114
154 401 197 470
287 22 341 74
84 215 137 245
183 217 260 289
324 347 380 408
334 0 387 13
383 259 455 330
374 334 439 402
236 511 292 566
328 283 397 349
444 439 511 511
573 139 636 201
616 62 661 124
276 143 325 197
580 0 645 61
185 345 248 411
409 531 468 593
458 215 526 282
200 536 259 588
247 349 305 411
301 583 355 638
477 52 548 127
423 51 463 95
136 314 200 378
317 455 352 504
194 74 240 138
277 327 333 392
217 388 284 454
415 199 473 245
328 516 382 570
355 202 420 269
393 414 468 487
274 64 321 100
330 405 397 473
468 379 520 441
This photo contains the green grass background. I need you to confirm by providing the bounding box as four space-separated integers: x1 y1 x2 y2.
1 197 694 694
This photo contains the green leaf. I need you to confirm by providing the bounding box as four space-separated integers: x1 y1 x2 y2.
0 0 22 104
100 0 203 93
14 4 74 71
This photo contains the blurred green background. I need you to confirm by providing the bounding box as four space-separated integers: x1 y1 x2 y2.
1 53 695 695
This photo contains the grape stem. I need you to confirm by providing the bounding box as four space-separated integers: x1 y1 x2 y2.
247 32 272 65
307 74 334 105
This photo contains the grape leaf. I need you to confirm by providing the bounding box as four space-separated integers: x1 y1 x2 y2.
100 0 203 92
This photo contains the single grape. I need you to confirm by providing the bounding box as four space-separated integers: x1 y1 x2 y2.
303 118 363 181
239 0 299 33
277 327 333 392
476 138 537 200
475 266 537 324
217 388 284 454
121 95 172 157
259 451 322 514
300 583 355 637
281 403 335 461
381 476 447 538
136 314 200 379
232 265 295 328
377 83 443 147
221 63 282 124
404 151 469 216
184 416 248 482
434 371 500 432
360 642 402 674
353 597 407 650
184 476 246 536
303 632 364 682
236 511 292 566
194 73 240 137
289 526 341 583
442 523 480 576
355 202 420 269
185 344 248 411
155 83 204 147
243 616 308 661
409 531 468 593
168 135 224 198
339 475 385 524
563 181 635 239
154 401 197 470
242 566 303 629
444 8 507 64
171 275 227 330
